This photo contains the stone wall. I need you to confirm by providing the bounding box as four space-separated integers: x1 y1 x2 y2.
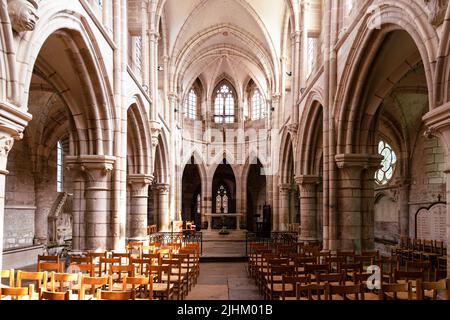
3 138 35 250
409 134 446 238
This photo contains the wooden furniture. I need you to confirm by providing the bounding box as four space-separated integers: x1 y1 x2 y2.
379 282 412 300
416 279 450 300
327 284 364 301
78 275 112 300
1 269 14 288
0 285 34 300
122 276 153 300
96 289 133 300
151 265 174 300
16 271 48 299
39 290 71 300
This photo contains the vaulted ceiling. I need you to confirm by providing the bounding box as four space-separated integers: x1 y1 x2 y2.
161 0 290 98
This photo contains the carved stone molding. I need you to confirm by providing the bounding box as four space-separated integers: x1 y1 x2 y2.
423 0 449 26
7 0 39 33
65 155 115 184
278 183 292 195
128 174 154 197
149 120 161 149
154 183 170 194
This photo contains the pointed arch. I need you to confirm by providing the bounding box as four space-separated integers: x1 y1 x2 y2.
16 10 115 156
335 2 437 154
127 95 152 175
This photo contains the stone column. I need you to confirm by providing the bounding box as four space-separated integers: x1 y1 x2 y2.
291 31 301 124
128 174 153 240
361 157 383 251
34 171 50 244
423 103 450 277
335 154 368 253
396 177 411 239
278 184 291 231
67 155 115 251
154 183 170 232
0 129 23 270
141 1 150 90
149 31 159 120
296 175 320 242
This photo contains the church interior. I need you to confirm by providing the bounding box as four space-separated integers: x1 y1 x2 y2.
1 0 450 301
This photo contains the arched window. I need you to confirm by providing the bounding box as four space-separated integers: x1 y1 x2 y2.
56 141 63 192
215 185 229 214
184 89 197 120
196 194 201 214
251 89 265 120
375 141 397 185
214 84 235 124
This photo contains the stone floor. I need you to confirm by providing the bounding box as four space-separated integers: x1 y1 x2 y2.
185 262 263 300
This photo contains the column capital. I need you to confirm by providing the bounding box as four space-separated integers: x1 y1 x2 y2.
295 175 320 186
149 120 161 148
295 175 320 197
149 31 160 41
278 183 292 195
128 174 154 196
423 102 450 146
154 183 170 194
335 153 383 170
65 155 115 183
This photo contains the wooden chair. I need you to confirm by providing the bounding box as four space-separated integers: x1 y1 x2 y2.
99 257 121 277
96 289 133 300
49 272 81 293
151 265 175 300
0 285 34 300
327 284 364 301
265 265 296 300
109 265 135 289
111 252 131 266
406 261 431 281
131 258 153 277
315 272 346 285
87 251 108 276
122 275 153 300
127 242 144 259
78 275 112 300
67 263 94 277
40 290 71 300
352 272 380 300
280 275 311 300
37 255 60 265
378 255 400 283
16 271 48 299
379 282 412 300
416 279 450 300
296 283 329 301
1 269 14 287
160 258 185 300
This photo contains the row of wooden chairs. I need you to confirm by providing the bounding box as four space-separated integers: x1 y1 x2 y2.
281 279 450 301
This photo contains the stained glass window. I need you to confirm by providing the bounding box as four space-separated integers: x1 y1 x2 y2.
215 185 229 213
375 141 397 185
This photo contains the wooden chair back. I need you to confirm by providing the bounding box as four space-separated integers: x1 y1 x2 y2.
50 272 80 292
297 283 329 300
328 284 364 300
68 263 94 277
40 290 71 300
122 275 153 300
78 275 111 300
416 279 450 300
379 282 412 300
96 289 133 300
1 269 14 287
280 275 311 300
0 285 33 300
16 271 47 293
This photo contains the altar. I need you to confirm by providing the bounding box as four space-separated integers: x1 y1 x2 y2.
204 213 243 231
